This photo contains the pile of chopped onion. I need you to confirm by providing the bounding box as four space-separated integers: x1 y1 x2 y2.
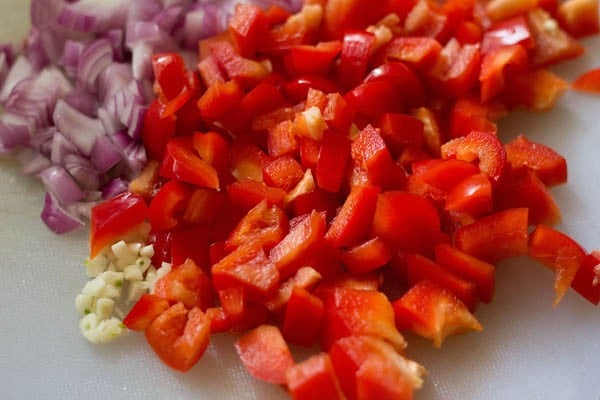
0 0 302 234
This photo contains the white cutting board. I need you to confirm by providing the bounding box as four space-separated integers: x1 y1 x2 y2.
0 1 599 399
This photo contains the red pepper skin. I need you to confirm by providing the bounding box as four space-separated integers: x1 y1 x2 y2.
326 185 380 248
505 134 567 187
529 225 587 305
435 243 496 304
282 286 325 347
412 159 480 193
392 280 482 348
170 225 211 271
441 130 506 184
405 253 479 311
123 294 170 332
287 41 343 76
316 130 352 193
152 53 190 104
270 210 327 279
455 208 529 264
160 137 220 190
228 3 268 58
148 180 191 232
375 113 425 157
89 192 149 258
570 251 600 305
444 173 493 218
379 37 442 70
286 353 346 400
226 200 288 252
197 80 244 120
481 15 534 54
479 44 528 102
319 287 406 351
154 258 213 310
263 155 305 191
142 99 177 161
337 31 375 89
235 324 295 384
364 62 426 108
372 191 442 256
341 237 393 275
226 179 286 211
145 303 211 372
344 81 405 119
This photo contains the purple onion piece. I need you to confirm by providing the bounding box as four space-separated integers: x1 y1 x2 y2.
90 134 122 172
0 120 30 154
38 164 85 205
97 107 124 135
62 39 86 78
17 149 52 176
77 38 114 92
63 153 101 191
53 99 105 156
41 192 84 234
101 177 129 199
50 131 77 164
58 0 130 33
0 56 35 102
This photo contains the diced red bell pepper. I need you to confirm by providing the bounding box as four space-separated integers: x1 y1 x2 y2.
495 168 562 226
392 280 482 348
316 130 352 192
556 0 599 38
337 30 376 89
152 53 191 104
323 92 355 134
153 258 213 310
270 210 327 278
454 208 529 264
449 95 506 138
504 69 569 112
209 40 270 88
128 160 161 201
226 179 286 211
263 155 305 191
282 286 325 347
170 225 211 271
479 44 528 102
226 200 289 251
283 75 340 104
570 251 600 305
380 37 442 70
405 253 479 311
123 294 170 332
287 41 343 76
182 188 224 225
191 132 229 173
291 188 340 221
322 0 391 39
286 353 346 400
413 106 445 157
218 286 245 323
441 130 506 184
89 192 149 258
265 266 323 313
375 113 425 158
268 120 299 158
434 243 496 304
162 137 220 190
364 62 427 108
426 39 481 98
235 324 295 384
485 0 537 23
351 124 407 189
197 80 244 120
372 191 442 255
341 237 393 275
228 3 268 57
319 287 406 351
261 4 323 53
326 185 380 248
526 8 584 68
481 15 534 54
444 173 493 218
344 81 405 119
328 335 424 400
142 99 177 161
197 54 226 88
412 159 480 193
212 244 280 302
145 303 211 372
572 67 600 95
528 224 587 305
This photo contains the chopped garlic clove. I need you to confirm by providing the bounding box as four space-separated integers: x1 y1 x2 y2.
124 265 144 281
75 294 94 316
95 298 115 320
82 277 107 297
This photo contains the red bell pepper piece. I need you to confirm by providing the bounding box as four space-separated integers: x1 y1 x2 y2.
286 353 346 400
572 67 600 94
142 99 177 161
528 224 587 305
380 37 442 69
375 113 425 157
413 106 445 157
372 191 442 255
364 62 427 108
341 237 393 275
209 41 270 88
392 280 482 348
434 243 496 304
287 41 343 76
226 179 286 211
412 159 480 193
426 39 481 98
328 335 424 400
182 188 224 225
556 0 599 38
161 137 220 190
316 130 352 193
282 286 325 347
441 130 506 184
191 131 229 173
153 258 213 310
481 15 534 54
235 324 295 384
145 303 211 372
322 0 391 39
212 244 280 302
265 266 323 313
268 120 299 158
479 44 528 102
454 208 529 264
170 225 211 271
89 192 149 258
270 210 327 278
326 185 380 248
449 95 506 138
283 75 340 104
263 155 305 191
123 294 170 332
228 3 268 57
570 251 600 305
405 253 479 311
152 53 191 105
323 92 355 134
148 180 191 231
344 80 405 119
444 173 493 218
226 200 289 252
337 31 375 88
197 80 244 120
197 54 226 88
319 287 406 351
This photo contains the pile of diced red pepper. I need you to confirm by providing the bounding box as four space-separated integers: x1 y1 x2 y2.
88 0 600 398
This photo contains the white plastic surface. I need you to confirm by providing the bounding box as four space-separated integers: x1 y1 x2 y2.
1 2 599 399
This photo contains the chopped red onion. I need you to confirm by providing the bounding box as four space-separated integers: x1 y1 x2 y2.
17 149 52 176
64 89 98 117
63 153 101 190
50 131 78 164
101 177 129 199
97 107 125 136
90 134 122 172
0 120 30 154
38 164 85 205
58 0 130 33
53 99 105 156
77 38 115 92
0 56 35 102
41 192 85 234
62 40 86 78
